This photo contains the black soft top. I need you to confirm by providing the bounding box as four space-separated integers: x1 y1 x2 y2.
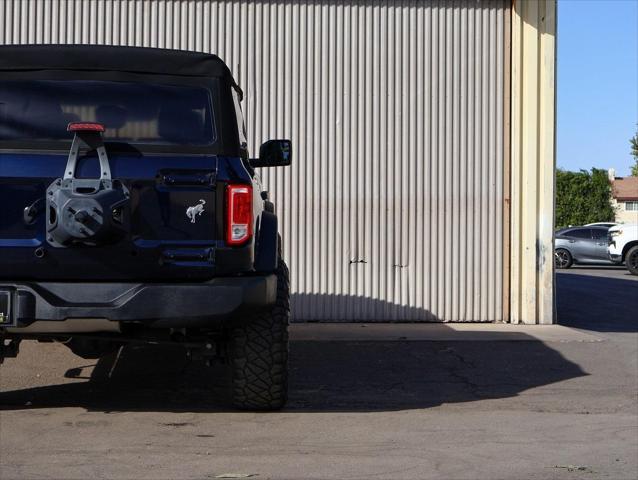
0 44 241 95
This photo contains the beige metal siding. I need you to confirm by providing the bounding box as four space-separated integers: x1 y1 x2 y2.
510 0 556 324
1 0 509 322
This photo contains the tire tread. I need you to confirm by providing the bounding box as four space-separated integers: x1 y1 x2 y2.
229 260 290 410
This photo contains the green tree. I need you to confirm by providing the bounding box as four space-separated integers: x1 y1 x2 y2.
631 129 638 176
555 168 615 228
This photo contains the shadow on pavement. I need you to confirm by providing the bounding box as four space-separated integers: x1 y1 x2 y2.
557 271 638 333
0 331 587 413
7 274 631 413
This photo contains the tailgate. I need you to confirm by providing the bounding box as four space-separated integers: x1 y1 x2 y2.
0 151 221 281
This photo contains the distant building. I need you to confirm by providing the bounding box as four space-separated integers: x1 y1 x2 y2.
609 169 638 224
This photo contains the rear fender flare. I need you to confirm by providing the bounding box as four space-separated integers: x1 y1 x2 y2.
254 210 278 273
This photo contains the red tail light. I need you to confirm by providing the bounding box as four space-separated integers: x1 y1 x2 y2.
67 122 105 132
226 184 253 246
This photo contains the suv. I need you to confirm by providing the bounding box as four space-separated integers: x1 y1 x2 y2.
0 45 291 410
554 226 614 269
608 224 638 275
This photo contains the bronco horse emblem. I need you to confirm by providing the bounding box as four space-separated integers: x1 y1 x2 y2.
186 199 206 223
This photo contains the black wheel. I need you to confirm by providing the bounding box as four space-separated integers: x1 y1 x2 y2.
228 259 290 410
626 246 638 276
554 248 573 269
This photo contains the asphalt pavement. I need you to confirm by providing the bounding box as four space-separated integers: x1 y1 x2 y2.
1 267 637 480
557 264 637 281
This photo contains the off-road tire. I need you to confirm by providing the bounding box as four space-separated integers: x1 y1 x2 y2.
554 248 573 269
626 245 638 276
229 259 290 410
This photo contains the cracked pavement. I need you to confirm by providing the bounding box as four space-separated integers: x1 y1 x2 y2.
1 268 637 479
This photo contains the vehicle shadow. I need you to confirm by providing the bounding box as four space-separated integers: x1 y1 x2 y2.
0 324 587 413
556 271 638 332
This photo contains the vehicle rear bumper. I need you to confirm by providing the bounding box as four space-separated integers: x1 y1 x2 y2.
0 275 277 330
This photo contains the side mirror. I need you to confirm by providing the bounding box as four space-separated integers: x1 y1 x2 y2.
251 139 292 168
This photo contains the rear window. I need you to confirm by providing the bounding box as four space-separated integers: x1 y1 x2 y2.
0 79 216 146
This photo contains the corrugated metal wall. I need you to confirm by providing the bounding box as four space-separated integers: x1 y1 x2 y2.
0 0 509 322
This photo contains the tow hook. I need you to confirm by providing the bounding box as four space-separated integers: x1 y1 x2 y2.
186 341 225 367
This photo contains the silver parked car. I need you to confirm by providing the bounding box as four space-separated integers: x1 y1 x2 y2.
555 226 614 269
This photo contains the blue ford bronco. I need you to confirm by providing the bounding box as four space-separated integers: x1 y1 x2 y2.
0 45 291 410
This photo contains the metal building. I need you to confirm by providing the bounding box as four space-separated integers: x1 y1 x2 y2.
0 0 556 324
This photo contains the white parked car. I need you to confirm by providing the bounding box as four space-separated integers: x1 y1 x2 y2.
608 224 638 275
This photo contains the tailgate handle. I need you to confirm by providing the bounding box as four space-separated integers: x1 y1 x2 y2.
162 172 215 186
162 248 214 263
